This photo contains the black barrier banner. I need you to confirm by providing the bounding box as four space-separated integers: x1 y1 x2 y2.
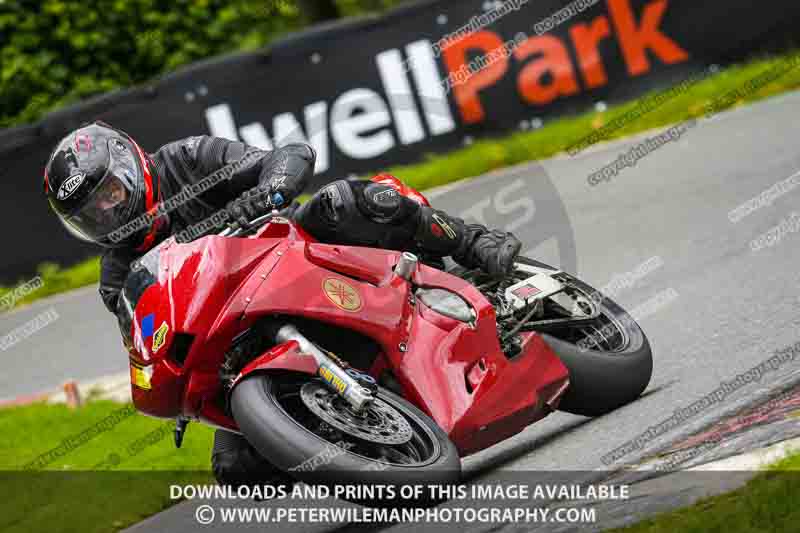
2 0 800 278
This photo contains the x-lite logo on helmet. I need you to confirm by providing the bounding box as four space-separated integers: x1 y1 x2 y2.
56 172 86 201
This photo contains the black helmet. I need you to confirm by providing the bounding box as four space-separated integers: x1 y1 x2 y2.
44 121 166 250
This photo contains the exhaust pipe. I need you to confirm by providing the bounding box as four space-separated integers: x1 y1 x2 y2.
275 324 374 411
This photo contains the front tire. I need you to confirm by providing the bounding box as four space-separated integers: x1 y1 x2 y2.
231 373 461 504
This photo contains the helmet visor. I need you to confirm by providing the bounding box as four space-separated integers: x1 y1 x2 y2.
58 140 142 242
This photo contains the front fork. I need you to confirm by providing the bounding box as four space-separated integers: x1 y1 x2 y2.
275 324 375 411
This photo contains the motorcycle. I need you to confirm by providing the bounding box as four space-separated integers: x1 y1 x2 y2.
119 179 652 492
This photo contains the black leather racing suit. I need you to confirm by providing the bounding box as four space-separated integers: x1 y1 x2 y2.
100 136 520 488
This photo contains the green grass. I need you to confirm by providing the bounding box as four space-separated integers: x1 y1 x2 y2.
0 256 101 311
606 451 800 533
0 400 214 470
0 400 215 533
768 451 800 470
7 50 800 310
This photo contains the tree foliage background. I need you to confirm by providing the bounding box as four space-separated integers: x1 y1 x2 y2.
0 0 406 129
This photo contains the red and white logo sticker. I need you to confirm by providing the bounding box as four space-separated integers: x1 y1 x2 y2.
512 284 541 299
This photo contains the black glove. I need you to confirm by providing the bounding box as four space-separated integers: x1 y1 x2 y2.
225 184 273 227
258 144 316 207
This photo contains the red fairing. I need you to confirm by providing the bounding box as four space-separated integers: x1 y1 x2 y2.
390 265 569 454
370 173 431 207
127 216 569 455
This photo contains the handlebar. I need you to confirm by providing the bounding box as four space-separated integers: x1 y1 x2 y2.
217 190 286 238
219 211 278 237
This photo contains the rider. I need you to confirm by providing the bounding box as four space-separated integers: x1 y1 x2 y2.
43 121 522 487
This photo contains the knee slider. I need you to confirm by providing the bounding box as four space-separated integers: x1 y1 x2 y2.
294 180 355 240
357 182 417 223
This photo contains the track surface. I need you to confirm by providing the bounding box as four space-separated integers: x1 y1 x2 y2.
4 91 800 530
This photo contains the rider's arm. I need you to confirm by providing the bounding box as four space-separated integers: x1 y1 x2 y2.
99 248 139 314
179 136 316 208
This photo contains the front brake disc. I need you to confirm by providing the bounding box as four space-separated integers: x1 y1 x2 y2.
300 381 413 445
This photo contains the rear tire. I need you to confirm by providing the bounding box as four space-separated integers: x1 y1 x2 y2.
516 258 653 417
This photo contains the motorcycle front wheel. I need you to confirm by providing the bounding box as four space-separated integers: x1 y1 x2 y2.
231 373 461 505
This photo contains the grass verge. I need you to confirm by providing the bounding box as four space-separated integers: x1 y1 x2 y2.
0 257 101 311
5 50 800 310
607 450 800 533
0 400 215 533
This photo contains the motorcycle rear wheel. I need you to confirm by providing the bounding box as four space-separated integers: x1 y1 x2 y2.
515 257 653 417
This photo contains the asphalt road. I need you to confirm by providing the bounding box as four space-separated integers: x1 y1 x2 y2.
4 90 800 531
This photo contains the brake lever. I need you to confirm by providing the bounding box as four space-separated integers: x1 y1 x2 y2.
219 191 285 237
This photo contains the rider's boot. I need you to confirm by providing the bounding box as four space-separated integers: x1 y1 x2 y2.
211 429 293 493
415 208 522 276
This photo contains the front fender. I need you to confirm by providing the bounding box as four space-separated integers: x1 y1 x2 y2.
230 340 319 391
